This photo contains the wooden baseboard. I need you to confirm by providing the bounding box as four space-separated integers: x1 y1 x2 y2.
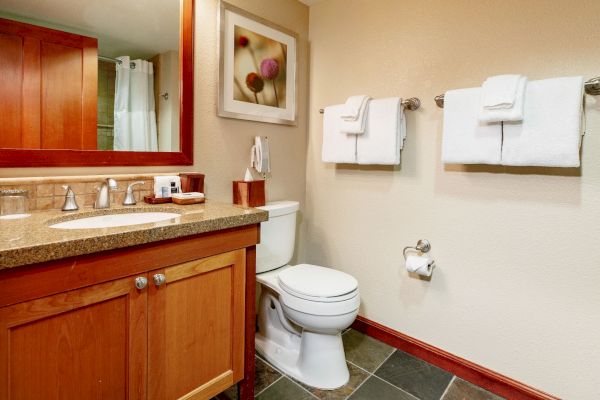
351 316 560 400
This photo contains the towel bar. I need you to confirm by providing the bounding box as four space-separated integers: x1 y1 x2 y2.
318 97 421 114
434 76 600 108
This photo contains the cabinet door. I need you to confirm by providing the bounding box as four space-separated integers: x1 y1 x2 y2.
148 249 246 400
0 274 147 400
0 18 97 150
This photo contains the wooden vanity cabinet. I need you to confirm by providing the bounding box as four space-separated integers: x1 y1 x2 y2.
0 225 258 400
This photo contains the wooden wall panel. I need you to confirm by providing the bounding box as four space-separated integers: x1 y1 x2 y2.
41 42 84 149
0 33 23 148
21 37 41 149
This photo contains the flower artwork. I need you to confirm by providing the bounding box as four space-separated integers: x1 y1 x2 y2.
219 2 297 125
234 27 287 109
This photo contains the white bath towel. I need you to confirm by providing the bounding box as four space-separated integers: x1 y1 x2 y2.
321 104 357 163
340 95 370 121
502 76 584 168
442 88 502 165
479 76 527 123
481 74 523 109
356 97 405 165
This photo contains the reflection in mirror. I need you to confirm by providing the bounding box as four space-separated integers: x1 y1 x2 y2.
0 0 180 152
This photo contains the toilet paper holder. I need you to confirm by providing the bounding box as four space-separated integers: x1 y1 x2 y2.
403 239 431 260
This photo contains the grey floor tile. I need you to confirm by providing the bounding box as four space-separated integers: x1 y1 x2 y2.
256 377 315 400
349 376 417 400
375 350 453 400
299 362 370 400
442 378 505 400
255 356 283 394
343 329 395 372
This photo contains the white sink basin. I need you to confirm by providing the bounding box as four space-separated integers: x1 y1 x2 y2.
49 212 181 229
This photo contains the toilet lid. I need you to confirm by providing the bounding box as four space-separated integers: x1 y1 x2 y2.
277 264 358 299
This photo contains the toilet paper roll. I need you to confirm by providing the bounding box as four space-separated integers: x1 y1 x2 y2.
406 255 434 277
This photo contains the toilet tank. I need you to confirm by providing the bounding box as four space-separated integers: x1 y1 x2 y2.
256 201 300 273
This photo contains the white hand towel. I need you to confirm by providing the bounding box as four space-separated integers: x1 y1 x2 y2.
442 88 502 165
502 76 584 168
339 97 371 134
481 74 523 109
356 97 404 165
340 95 370 120
321 104 357 163
479 76 527 123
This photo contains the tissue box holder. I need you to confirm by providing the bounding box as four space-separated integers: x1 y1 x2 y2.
232 180 265 207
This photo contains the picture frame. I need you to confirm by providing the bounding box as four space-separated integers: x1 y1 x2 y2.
218 1 298 126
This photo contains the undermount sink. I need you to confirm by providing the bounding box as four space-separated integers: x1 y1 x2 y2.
49 212 181 229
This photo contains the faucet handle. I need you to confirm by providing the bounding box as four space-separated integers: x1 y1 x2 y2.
123 181 144 206
107 178 118 190
61 185 79 211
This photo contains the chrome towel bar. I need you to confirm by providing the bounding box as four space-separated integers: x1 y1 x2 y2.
318 97 421 114
434 76 600 108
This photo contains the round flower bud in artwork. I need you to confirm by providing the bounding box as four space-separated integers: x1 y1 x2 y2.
245 72 264 93
260 58 280 80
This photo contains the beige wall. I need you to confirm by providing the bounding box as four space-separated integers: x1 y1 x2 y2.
306 1 600 399
0 0 309 209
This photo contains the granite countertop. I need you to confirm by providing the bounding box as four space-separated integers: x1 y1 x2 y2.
0 200 268 269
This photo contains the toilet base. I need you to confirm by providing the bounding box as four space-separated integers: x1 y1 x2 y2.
255 289 350 390
256 331 349 390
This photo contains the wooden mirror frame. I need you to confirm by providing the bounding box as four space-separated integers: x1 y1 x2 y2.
0 0 194 168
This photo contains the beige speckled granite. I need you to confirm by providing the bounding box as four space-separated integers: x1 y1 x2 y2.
0 200 267 269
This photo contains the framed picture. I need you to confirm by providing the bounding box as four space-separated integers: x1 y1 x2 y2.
218 1 298 125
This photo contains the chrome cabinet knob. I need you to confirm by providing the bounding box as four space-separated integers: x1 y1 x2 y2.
153 273 166 287
134 276 148 290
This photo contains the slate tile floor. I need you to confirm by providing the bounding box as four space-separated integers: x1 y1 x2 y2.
216 329 504 400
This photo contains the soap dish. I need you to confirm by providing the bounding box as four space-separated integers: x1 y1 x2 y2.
143 195 172 204
172 192 205 205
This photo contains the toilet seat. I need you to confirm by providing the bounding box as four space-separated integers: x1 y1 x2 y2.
278 264 358 302
275 264 360 316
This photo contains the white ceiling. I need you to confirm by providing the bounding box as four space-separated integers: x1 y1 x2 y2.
0 0 180 59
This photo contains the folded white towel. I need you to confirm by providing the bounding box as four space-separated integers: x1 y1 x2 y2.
442 88 502 165
356 97 404 165
340 95 370 121
481 74 523 109
340 97 371 134
502 76 584 167
479 76 527 123
322 104 357 163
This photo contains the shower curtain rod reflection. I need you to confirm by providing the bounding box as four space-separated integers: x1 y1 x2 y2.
98 56 136 69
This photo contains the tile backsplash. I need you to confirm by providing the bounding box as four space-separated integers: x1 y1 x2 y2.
0 174 164 211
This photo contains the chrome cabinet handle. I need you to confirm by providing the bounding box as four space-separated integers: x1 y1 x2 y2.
135 276 148 290
153 273 166 287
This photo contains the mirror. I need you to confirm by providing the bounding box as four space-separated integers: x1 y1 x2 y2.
0 0 193 166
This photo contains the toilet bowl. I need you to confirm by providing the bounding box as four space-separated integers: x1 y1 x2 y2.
255 201 360 390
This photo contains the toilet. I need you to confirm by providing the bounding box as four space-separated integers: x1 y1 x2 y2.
255 201 360 390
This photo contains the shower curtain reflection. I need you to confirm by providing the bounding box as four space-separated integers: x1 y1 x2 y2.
113 56 158 151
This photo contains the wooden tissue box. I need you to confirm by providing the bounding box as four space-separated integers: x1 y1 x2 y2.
232 180 265 207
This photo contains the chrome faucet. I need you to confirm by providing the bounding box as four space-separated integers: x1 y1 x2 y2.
123 181 144 206
94 178 118 209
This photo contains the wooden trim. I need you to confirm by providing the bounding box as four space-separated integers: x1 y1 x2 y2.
231 249 246 383
352 316 559 400
179 371 234 400
0 0 194 167
238 245 256 400
0 224 260 308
